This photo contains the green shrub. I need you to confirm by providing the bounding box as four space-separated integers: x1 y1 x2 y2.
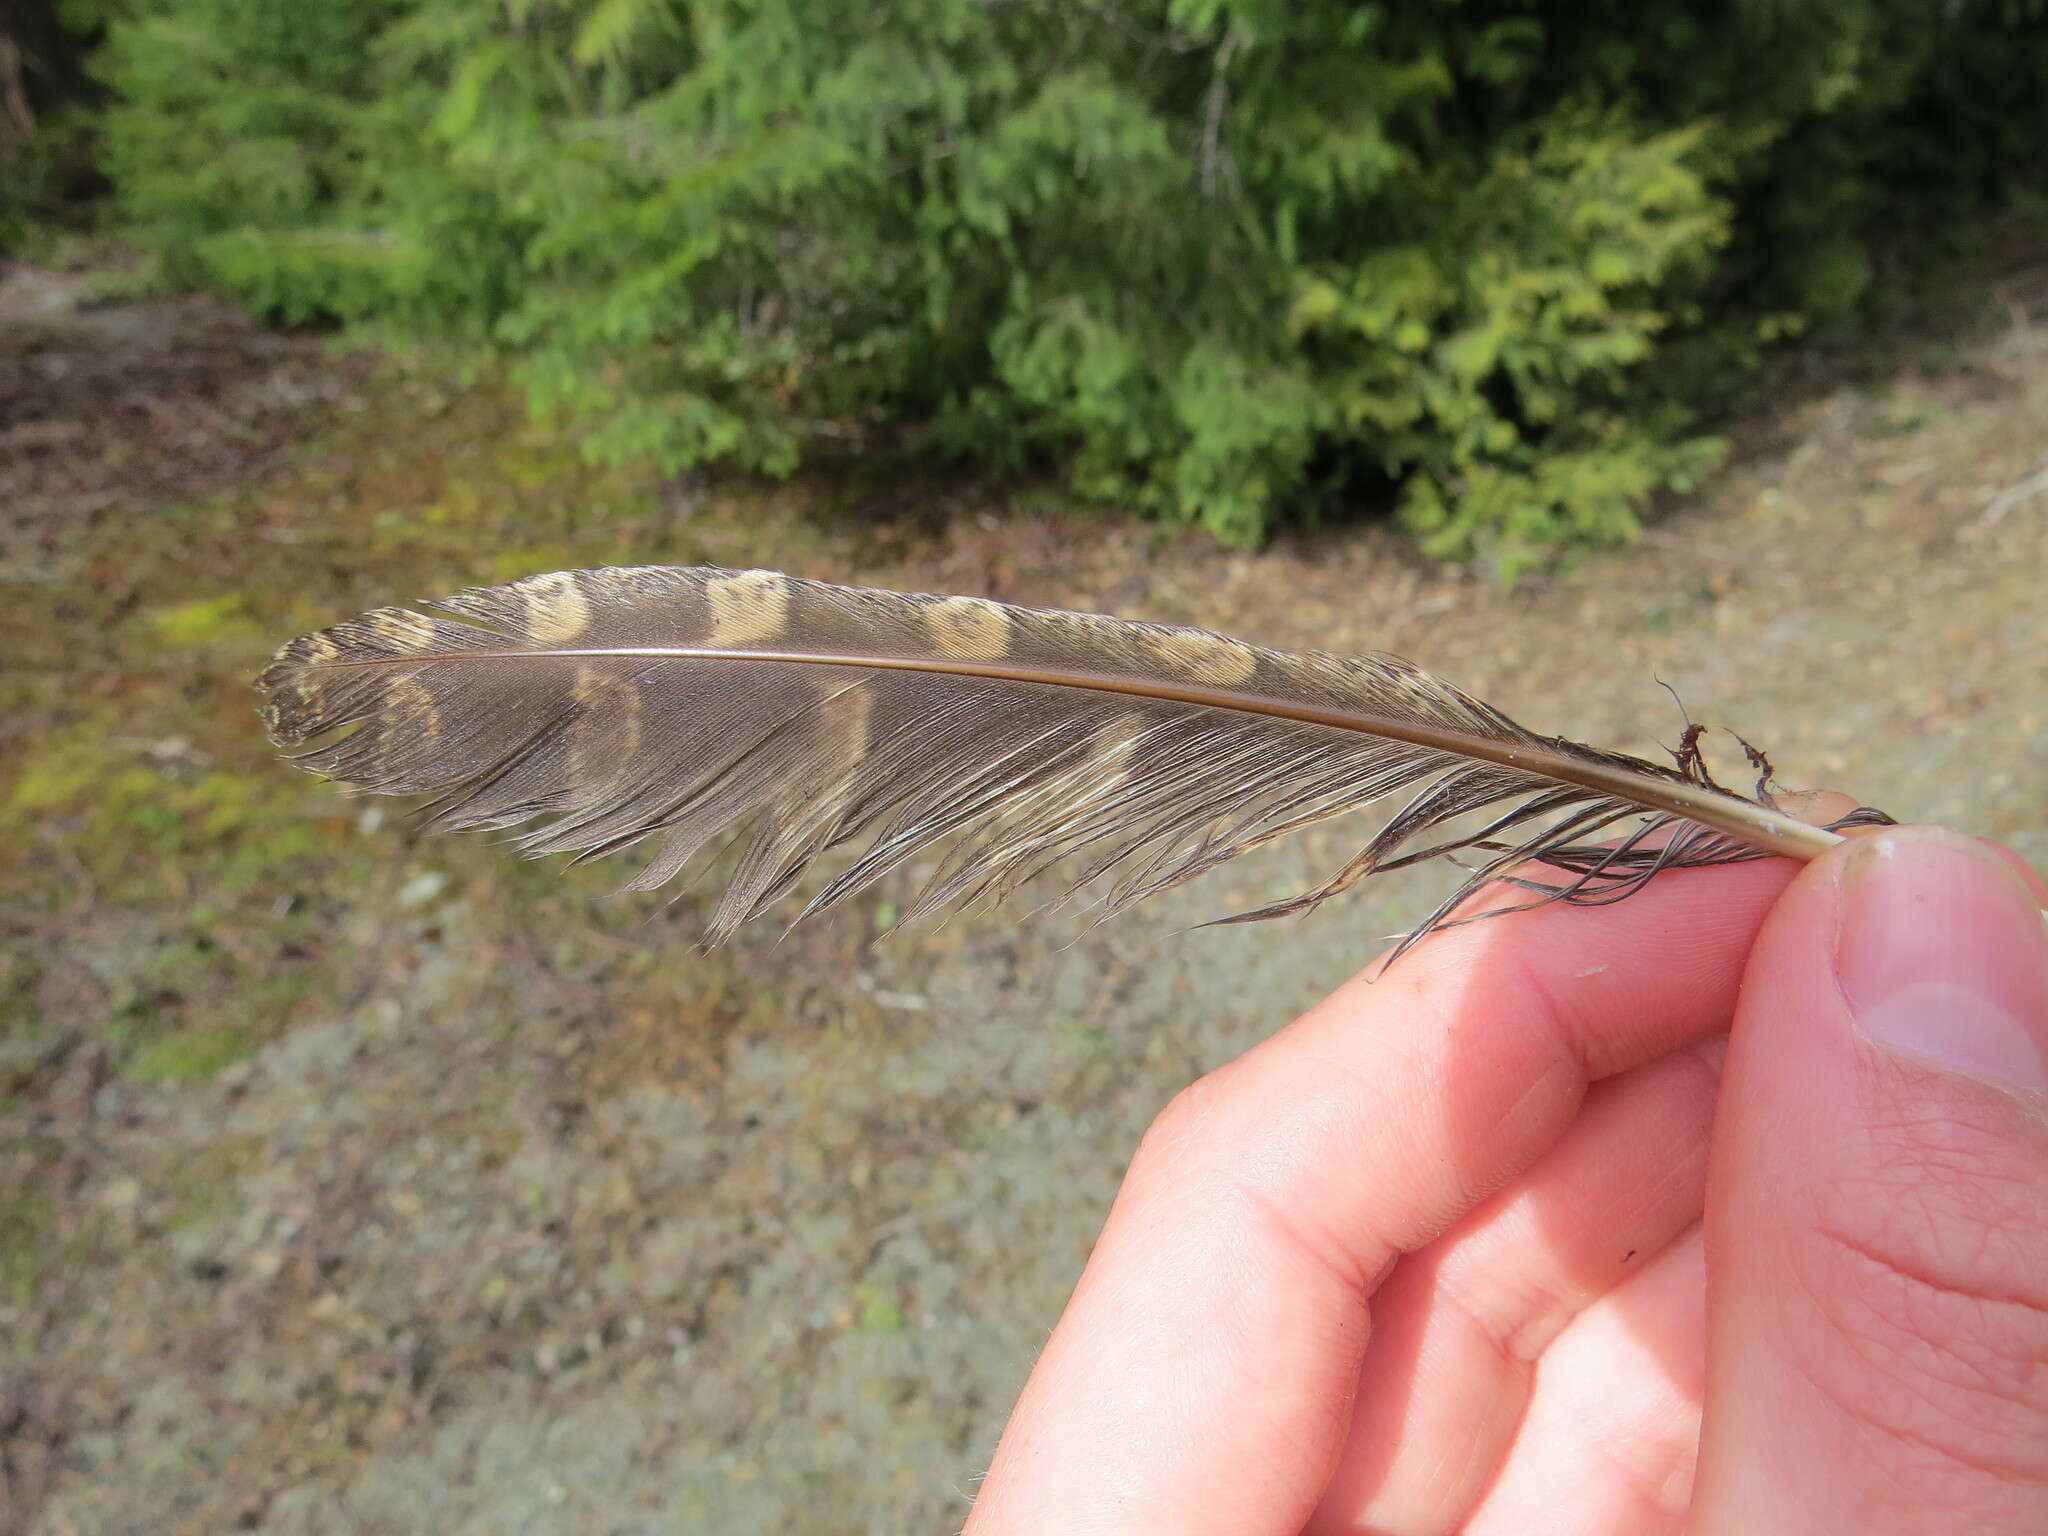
89 0 2048 566
0 0 107 250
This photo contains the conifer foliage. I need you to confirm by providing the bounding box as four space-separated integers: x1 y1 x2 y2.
90 0 2048 565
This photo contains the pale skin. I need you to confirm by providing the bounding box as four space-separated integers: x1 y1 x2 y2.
965 800 2048 1535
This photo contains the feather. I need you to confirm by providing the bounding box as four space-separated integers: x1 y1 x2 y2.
256 563 1896 955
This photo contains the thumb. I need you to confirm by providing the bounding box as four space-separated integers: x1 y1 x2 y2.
1692 826 2048 1535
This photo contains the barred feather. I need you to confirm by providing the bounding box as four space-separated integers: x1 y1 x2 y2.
255 564 1890 951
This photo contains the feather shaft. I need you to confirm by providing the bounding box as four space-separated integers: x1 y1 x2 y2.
306 640 1844 862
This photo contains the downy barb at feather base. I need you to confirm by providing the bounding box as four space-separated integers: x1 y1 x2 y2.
256 564 1904 955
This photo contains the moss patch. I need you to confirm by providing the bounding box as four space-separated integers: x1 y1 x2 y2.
127 1023 257 1084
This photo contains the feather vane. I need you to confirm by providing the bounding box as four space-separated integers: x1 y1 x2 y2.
256 564 1888 950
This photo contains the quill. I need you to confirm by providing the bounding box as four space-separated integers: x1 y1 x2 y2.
257 563 1903 954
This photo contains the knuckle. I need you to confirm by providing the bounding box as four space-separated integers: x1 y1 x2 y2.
1138 1066 1236 1162
1127 1065 1252 1196
1129 1064 1383 1297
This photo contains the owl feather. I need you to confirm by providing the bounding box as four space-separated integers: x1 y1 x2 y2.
256 564 1900 955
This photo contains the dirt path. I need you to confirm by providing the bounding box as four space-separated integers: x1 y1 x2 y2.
3 254 2043 1534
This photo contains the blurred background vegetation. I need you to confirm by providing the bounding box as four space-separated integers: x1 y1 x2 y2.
6 0 2046 568
3 4 2046 1531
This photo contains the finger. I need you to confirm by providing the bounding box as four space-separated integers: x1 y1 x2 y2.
1308 1039 1723 1533
1693 827 2048 1534
1985 841 2048 902
1463 1226 1707 1536
966 853 1808 1536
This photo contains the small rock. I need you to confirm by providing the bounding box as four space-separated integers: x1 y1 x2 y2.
397 870 448 909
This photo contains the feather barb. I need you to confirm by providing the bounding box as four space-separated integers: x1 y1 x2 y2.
256 563 1910 950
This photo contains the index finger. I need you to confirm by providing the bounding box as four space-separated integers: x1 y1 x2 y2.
965 852 1812 1536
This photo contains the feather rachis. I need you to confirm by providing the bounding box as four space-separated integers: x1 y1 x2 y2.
257 563 1884 945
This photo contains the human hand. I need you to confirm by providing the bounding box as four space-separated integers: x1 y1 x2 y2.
965 820 2048 1534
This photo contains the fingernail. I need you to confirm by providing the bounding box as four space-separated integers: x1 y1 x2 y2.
1835 828 2048 1095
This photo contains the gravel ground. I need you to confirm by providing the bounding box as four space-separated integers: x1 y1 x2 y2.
5 254 2045 1535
